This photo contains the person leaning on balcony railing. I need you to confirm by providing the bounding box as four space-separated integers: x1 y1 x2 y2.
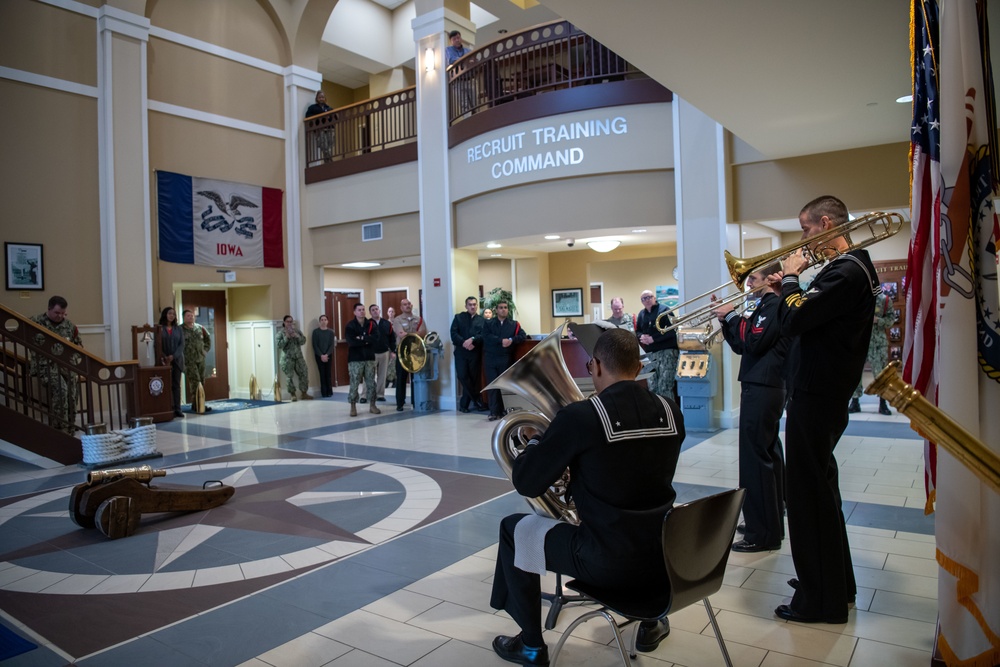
29 295 83 435
304 90 334 162
447 30 475 115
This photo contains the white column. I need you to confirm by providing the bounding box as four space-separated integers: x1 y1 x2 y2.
412 7 475 410
673 97 738 429
283 66 323 325
97 6 151 360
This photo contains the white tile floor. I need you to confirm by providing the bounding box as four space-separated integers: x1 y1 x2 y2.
0 391 936 667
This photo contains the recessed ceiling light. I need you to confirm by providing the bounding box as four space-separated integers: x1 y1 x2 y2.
544 235 560 240
896 94 913 104
490 254 502 257
486 242 502 249
342 261 382 268
631 229 647 233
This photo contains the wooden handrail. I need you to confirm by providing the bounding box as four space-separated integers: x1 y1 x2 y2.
304 87 417 168
0 303 138 435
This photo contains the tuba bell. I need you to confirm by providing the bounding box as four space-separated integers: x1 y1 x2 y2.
484 325 581 524
397 331 440 374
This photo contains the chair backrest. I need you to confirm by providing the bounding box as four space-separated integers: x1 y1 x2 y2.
661 488 746 613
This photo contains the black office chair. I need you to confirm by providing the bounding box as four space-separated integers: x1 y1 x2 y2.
549 488 746 667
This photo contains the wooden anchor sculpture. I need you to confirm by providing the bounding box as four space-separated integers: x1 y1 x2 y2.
69 465 235 539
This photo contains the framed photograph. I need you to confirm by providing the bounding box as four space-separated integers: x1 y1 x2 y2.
5 242 44 291
552 288 584 317
881 281 899 302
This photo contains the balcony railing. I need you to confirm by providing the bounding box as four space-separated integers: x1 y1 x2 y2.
304 87 417 182
448 21 639 125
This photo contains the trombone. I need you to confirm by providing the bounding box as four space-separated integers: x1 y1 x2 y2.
655 211 905 334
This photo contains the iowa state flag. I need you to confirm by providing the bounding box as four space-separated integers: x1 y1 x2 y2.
157 170 284 268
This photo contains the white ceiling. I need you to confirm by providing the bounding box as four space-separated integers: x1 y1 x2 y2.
317 0 994 264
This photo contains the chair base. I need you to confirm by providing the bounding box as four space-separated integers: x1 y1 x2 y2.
541 573 588 629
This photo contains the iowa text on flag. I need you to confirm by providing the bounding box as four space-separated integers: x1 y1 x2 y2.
157 171 284 268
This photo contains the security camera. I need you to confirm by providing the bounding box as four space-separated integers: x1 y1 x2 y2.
567 238 575 247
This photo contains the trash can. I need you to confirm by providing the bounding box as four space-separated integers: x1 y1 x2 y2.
675 351 717 431
412 339 443 412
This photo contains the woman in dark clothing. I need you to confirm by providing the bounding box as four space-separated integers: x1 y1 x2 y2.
312 314 335 397
159 306 185 418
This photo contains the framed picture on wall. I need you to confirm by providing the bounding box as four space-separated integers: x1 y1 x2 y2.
552 288 584 317
5 242 44 291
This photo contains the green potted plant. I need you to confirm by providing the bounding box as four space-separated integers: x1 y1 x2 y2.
481 287 517 319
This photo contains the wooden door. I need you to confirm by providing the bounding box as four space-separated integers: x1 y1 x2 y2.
180 290 229 400
326 291 360 387
380 290 407 319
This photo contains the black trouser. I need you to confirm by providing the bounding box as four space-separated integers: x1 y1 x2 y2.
784 389 856 620
395 357 414 408
738 383 786 546
484 356 509 416
315 354 332 397
170 362 183 413
455 352 482 410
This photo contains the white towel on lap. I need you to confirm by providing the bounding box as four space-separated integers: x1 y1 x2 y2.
513 514 562 576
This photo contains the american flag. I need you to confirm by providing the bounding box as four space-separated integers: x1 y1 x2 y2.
905 0 942 507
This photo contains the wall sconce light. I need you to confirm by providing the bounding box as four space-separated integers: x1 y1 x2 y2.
587 240 621 253
424 47 435 72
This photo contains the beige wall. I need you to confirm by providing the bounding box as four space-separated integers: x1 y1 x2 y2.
0 79 103 330
309 213 421 266
229 285 273 322
0 0 97 85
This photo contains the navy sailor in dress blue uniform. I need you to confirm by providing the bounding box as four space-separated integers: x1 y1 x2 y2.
483 301 527 421
713 265 789 552
769 196 880 625
450 295 487 413
490 329 684 666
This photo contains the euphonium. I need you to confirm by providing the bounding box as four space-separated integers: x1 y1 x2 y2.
484 325 581 524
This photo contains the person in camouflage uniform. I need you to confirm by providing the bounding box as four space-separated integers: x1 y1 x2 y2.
182 309 212 410
277 315 313 401
30 295 83 434
849 293 895 415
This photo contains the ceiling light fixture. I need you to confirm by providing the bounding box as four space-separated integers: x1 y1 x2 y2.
587 240 621 253
342 261 382 268
631 229 647 233
544 235 560 240
486 242 502 248
896 94 913 104
490 253 502 257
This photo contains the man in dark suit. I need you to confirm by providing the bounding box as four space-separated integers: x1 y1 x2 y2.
450 295 487 413
490 328 684 665
483 300 527 421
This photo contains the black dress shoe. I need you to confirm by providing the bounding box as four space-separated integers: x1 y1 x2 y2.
635 618 670 652
474 403 490 412
787 578 855 605
775 604 847 624
492 634 549 666
459 407 470 413
377 397 386 402
848 397 861 413
732 539 780 553
203 406 212 413
360 397 367 404
736 522 745 534
396 406 404 412
174 410 184 418
488 413 502 421
878 398 892 415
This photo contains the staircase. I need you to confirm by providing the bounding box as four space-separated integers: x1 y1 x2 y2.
0 304 139 465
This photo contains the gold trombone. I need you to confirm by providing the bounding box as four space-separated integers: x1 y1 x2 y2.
655 211 905 334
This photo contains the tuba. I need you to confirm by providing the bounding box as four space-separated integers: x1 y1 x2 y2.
484 325 581 524
397 331 440 374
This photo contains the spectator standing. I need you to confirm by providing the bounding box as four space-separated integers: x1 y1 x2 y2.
345 303 380 417
603 296 634 331
392 298 427 412
483 301 527 421
445 30 470 66
362 304 394 403
277 316 313 402
635 290 679 402
312 314 335 398
159 306 185 418
385 306 397 388
182 309 212 413
30 295 83 434
849 293 895 415
450 295 487 413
